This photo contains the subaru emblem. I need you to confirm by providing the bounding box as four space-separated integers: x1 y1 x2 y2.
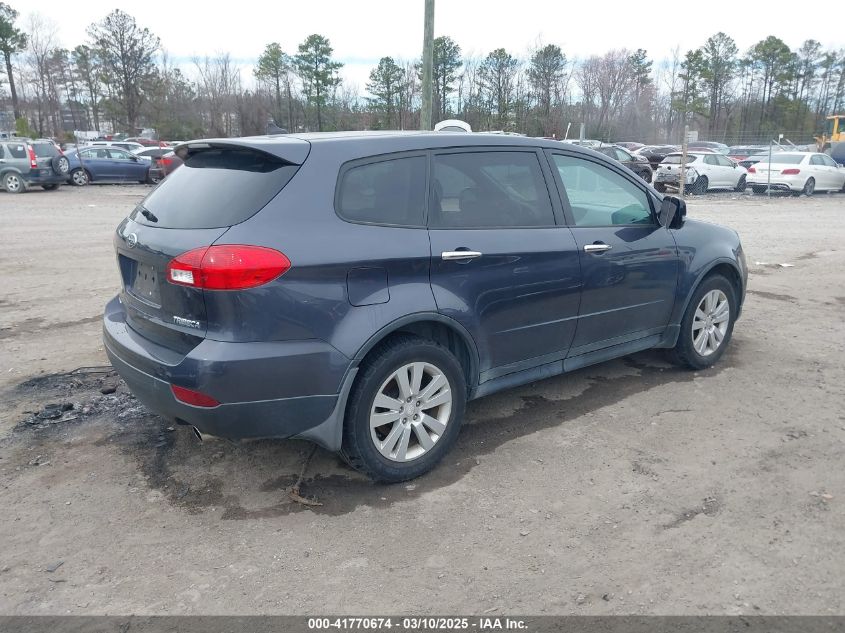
126 233 138 248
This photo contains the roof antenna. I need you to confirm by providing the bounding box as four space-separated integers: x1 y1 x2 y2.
267 119 288 135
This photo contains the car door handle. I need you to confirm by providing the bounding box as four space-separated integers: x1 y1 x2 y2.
584 243 612 253
442 250 482 261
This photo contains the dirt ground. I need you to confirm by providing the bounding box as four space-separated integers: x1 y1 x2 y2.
0 185 844 615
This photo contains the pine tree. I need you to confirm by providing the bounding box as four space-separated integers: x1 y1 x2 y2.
366 57 405 129
0 2 27 119
295 34 342 132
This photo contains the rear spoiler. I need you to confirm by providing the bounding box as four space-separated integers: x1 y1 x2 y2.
174 137 310 166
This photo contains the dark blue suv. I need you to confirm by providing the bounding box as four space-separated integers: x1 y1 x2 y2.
104 132 746 482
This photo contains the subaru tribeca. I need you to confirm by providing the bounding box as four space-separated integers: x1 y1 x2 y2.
104 132 746 482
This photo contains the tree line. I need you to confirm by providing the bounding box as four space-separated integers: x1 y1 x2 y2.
1 3 844 144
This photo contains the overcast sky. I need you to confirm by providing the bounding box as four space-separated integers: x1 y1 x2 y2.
17 0 845 91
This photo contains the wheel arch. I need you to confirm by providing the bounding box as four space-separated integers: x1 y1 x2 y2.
679 259 744 322
1 167 25 179
352 313 480 395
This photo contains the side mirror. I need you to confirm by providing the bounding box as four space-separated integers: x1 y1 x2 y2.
659 195 686 229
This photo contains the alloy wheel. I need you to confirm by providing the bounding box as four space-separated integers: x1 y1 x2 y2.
369 361 452 462
5 174 21 193
691 289 730 357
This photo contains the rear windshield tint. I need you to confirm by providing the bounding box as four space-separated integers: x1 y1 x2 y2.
662 155 698 164
764 154 804 164
131 148 299 229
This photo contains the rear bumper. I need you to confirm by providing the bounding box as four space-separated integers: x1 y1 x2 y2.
23 168 65 185
102 296 353 445
747 176 802 192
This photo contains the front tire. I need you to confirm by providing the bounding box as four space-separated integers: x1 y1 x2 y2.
341 335 466 482
69 168 89 186
668 274 736 370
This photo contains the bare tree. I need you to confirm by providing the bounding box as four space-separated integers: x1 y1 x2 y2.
194 53 242 137
25 13 60 136
87 9 159 131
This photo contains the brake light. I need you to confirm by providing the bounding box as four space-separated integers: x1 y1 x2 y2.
171 384 220 408
166 245 291 290
27 145 37 169
781 168 800 175
160 157 172 166
747 166 756 173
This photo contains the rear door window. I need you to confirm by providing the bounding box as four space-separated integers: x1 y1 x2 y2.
8 144 27 159
0 145 4 158
429 151 554 228
336 155 426 226
131 147 300 229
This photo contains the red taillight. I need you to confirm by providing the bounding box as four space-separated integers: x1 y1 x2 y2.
160 157 172 166
781 168 800 175
171 384 220 408
747 166 756 173
27 145 38 169
166 245 291 290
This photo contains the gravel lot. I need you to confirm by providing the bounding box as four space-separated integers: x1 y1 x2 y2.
0 185 843 615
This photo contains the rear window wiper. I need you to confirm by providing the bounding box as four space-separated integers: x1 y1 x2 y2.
141 208 158 223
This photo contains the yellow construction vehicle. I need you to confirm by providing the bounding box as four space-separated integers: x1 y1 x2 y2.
816 114 845 162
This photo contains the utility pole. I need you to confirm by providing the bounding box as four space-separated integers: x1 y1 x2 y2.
420 0 435 130
678 124 689 199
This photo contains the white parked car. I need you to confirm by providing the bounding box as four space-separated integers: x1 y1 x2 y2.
747 152 845 195
84 140 145 153
654 152 748 194
132 146 172 162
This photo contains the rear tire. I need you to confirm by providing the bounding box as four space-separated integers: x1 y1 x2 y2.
801 178 815 196
667 274 736 370
692 175 708 195
341 335 466 483
3 172 25 193
654 182 666 193
751 185 766 195
734 175 747 192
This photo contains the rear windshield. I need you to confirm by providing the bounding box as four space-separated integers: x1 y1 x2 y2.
32 143 59 158
131 148 299 229
764 154 804 164
662 155 698 164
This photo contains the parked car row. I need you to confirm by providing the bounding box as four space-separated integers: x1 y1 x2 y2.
653 150 845 195
0 137 184 192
